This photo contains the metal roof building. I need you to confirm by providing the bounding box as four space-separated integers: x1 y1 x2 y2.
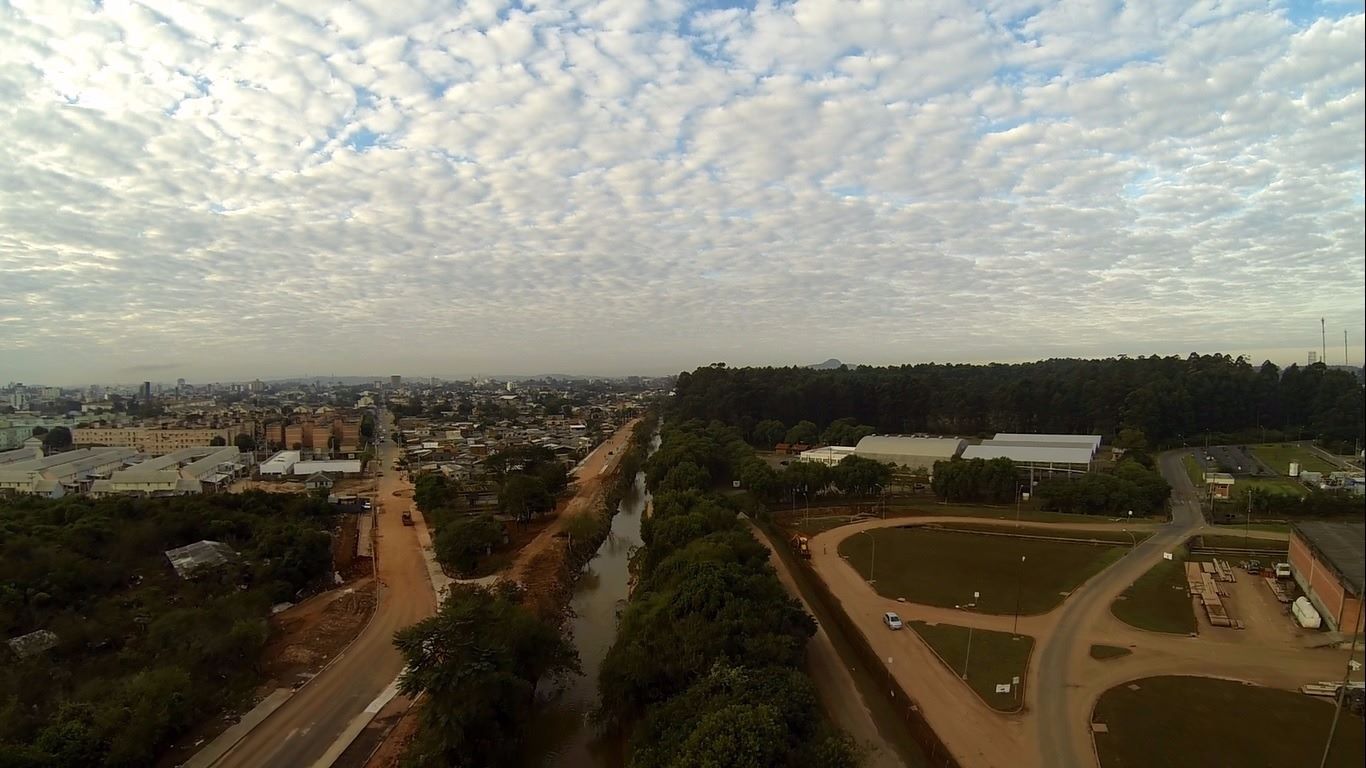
92 446 244 496
853 436 966 475
165 540 237 579
0 447 136 497
990 433 1103 454
1290 521 1364 632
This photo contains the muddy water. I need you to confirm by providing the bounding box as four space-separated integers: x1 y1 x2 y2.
521 462 652 768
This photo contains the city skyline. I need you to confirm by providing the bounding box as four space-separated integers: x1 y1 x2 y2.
3 1 1364 382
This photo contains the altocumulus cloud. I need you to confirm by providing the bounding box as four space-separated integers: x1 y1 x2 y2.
0 0 1362 382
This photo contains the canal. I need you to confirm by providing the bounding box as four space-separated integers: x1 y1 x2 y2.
521 438 655 767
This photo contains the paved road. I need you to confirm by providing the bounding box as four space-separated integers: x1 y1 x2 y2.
214 410 437 768
1033 450 1203 768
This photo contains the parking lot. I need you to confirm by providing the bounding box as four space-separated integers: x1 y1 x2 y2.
1196 445 1275 477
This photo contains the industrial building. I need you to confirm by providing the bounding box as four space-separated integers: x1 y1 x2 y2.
89 446 246 496
850 436 967 476
0 444 137 497
1289 521 1364 633
258 451 362 477
961 433 1101 477
798 445 856 466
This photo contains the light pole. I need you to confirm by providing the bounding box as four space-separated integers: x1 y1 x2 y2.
1013 556 1025 636
857 529 877 584
1121 529 1136 548
963 623 974 680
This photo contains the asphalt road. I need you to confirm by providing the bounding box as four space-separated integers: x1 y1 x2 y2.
213 410 437 768
1032 450 1203 768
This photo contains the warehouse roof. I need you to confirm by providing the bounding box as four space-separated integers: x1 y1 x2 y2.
854 436 966 459
962 444 1095 465
993 433 1102 448
1292 521 1365 597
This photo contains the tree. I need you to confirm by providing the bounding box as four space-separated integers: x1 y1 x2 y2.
30 426 48 437
394 584 577 768
750 419 786 449
434 517 505 576
820 417 875 447
234 433 256 453
498 474 553 523
209 435 227 447
783 420 819 445
359 412 376 441
831 455 892 495
40 426 72 452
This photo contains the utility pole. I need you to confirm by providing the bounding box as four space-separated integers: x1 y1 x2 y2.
1317 608 1364 768
1321 317 1327 367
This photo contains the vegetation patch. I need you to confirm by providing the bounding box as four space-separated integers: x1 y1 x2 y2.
933 522 1153 546
839 527 1125 614
1250 443 1338 475
1111 544 1196 635
0 492 338 767
1093 676 1364 768
1088 644 1132 661
1195 534 1289 551
906 621 1032 711
599 419 859 767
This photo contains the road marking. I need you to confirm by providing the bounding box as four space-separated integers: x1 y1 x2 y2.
308 675 405 768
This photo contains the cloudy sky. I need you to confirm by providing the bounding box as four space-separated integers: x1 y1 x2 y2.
2 0 1363 384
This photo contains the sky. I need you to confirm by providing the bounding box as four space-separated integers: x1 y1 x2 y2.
1 0 1363 385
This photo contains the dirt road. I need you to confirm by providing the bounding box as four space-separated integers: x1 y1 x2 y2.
744 518 906 768
807 453 1360 768
506 419 639 587
213 410 436 768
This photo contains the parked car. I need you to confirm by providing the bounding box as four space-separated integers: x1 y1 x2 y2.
883 612 903 630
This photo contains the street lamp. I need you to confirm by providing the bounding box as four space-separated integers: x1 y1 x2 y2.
1013 556 1025 636
1121 529 1136 548
857 529 877 583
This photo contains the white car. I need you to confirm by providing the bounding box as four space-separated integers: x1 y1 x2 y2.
883 612 903 631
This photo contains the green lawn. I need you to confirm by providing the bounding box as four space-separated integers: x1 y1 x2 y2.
1181 454 1204 487
1196 534 1289 551
839 527 1126 614
1235 475 1308 497
932 523 1153 546
1250 443 1339 475
1093 676 1365 768
1111 545 1196 635
1089 645 1132 661
882 500 1155 524
906 621 1032 711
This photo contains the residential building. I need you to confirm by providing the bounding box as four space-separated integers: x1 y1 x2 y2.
90 446 245 496
72 426 244 453
0 447 136 497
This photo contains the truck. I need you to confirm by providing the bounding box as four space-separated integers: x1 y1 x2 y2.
401 511 414 526
1274 562 1292 579
790 534 811 559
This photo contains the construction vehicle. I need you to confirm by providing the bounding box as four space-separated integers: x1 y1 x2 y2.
401 511 414 526
790 534 811 559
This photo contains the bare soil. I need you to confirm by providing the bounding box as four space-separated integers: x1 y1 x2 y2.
258 574 378 690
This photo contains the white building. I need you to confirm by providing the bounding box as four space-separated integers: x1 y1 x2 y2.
960 433 1102 477
0 446 137 497
798 446 857 466
852 436 966 476
292 459 362 476
90 446 245 496
259 450 301 475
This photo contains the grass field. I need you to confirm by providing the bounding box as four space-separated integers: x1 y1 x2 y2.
932 523 1153 546
1093 676 1365 768
839 527 1125 614
906 621 1032 711
1111 544 1196 635
1089 644 1131 660
1235 475 1309 497
1182 454 1204 487
1251 443 1339 475
883 500 1157 523
1196 534 1289 551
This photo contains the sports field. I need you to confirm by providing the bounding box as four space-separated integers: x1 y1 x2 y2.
838 526 1125 614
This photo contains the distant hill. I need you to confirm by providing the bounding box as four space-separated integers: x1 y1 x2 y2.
808 358 845 370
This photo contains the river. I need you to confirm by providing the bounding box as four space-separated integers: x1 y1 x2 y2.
520 451 654 767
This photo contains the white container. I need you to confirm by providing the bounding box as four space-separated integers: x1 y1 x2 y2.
1289 462 1301 477
1293 596 1322 629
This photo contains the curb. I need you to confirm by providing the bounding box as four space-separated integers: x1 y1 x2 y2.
195 493 385 766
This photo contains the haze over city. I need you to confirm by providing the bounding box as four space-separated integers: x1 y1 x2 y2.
3 0 1364 382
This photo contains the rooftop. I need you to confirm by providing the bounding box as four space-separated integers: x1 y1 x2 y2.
961 443 1095 465
165 540 236 579
1292 521 1365 597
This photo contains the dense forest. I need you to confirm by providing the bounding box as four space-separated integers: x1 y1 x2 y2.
672 356 1365 450
0 492 337 768
598 420 858 767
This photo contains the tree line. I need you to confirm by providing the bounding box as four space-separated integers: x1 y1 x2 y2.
0 492 337 767
597 420 859 768
672 356 1364 450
